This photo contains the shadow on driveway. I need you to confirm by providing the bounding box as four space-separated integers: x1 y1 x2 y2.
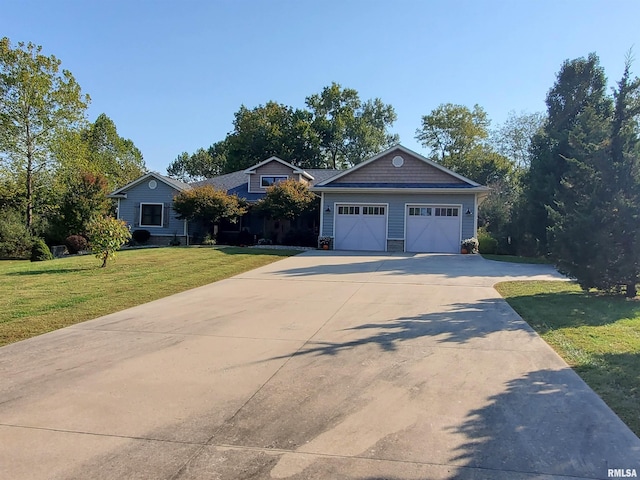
270 252 565 284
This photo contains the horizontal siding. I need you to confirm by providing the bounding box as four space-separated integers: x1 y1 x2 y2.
332 151 466 184
118 181 185 235
249 162 296 192
322 192 476 241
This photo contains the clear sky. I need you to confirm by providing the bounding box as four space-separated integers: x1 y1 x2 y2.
3 0 639 174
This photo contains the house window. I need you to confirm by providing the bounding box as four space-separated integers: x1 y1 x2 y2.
261 175 288 187
434 207 459 217
140 203 163 227
338 206 360 215
409 207 432 216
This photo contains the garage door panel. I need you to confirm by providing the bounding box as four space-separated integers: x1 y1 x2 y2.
335 204 386 251
406 205 460 253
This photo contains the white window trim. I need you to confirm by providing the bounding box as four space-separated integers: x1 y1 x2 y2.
140 202 164 228
260 175 288 188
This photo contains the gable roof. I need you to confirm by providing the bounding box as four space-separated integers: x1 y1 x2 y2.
315 145 483 188
243 156 315 180
193 167 341 202
108 171 191 198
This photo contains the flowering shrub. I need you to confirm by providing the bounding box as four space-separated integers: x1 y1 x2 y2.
461 237 479 254
318 236 332 248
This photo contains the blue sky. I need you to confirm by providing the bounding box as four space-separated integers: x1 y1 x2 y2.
4 0 639 174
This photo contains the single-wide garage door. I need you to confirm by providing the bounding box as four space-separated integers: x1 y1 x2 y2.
406 205 461 253
334 204 386 251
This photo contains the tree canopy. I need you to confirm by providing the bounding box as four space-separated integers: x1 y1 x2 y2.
255 179 318 221
547 56 640 297
0 37 90 229
167 83 398 179
172 185 247 233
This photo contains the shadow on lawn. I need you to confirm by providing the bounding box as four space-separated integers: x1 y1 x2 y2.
5 267 93 276
505 289 640 333
574 352 640 437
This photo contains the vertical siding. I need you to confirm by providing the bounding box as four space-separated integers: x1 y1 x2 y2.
119 180 185 236
322 192 477 241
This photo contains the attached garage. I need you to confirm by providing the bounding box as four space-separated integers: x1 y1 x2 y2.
314 145 490 253
334 204 387 251
405 205 461 253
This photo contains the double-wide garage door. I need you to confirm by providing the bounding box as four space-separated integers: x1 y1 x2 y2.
406 205 461 253
334 204 386 251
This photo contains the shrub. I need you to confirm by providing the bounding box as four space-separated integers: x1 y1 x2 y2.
0 209 33 259
257 238 272 246
478 232 498 254
132 229 151 244
282 228 316 247
461 237 479 254
65 235 88 254
30 238 54 262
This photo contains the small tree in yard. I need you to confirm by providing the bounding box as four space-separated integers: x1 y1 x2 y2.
256 179 318 221
173 185 247 235
87 216 131 267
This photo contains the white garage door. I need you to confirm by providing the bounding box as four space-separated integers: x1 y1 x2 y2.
406 205 461 253
334 204 387 251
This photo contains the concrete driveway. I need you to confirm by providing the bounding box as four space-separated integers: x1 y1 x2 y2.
1 252 639 479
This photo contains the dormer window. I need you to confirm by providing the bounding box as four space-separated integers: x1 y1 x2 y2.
261 175 288 187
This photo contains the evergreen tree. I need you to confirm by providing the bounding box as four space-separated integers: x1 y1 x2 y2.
549 59 640 297
523 53 612 254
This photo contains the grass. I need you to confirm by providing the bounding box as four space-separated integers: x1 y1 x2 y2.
482 254 551 264
495 280 640 436
0 246 299 347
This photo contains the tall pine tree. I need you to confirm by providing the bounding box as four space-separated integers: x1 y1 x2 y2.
523 54 612 254
549 58 640 297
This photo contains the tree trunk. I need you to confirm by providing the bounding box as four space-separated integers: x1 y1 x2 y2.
26 123 34 230
26 164 33 230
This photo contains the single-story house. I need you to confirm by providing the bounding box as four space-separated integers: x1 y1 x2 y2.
107 156 339 245
108 145 489 252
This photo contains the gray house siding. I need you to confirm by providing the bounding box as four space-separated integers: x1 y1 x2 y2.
249 162 301 193
321 191 477 251
117 180 186 242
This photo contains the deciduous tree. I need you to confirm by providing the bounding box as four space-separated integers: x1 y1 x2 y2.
87 216 131 268
0 37 89 229
255 179 318 221
307 83 398 168
172 185 247 234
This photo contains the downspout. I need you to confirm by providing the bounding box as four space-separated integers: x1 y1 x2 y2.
473 194 478 235
319 192 325 237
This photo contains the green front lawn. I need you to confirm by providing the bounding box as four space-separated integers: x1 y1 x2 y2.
495 281 640 436
0 247 299 347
